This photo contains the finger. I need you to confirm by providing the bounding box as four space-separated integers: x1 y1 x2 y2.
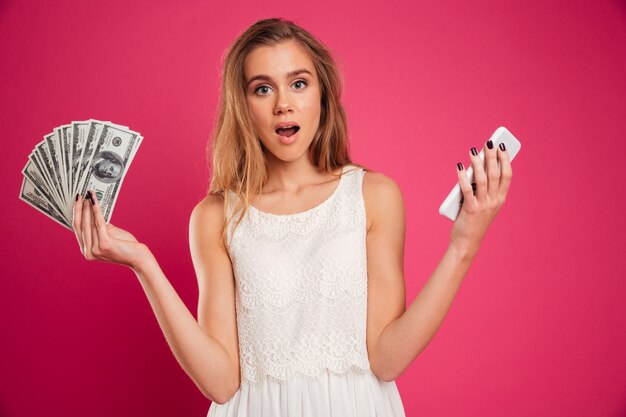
469 146 487 200
484 139 499 200
90 189 109 237
497 142 513 202
72 193 85 251
81 192 94 259
88 192 102 257
90 190 110 257
456 162 475 210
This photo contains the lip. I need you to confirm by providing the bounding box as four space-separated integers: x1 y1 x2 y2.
274 121 300 131
277 128 299 145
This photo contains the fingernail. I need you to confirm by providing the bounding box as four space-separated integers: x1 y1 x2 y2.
457 162 464 171
487 140 493 149
471 147 478 156
471 182 477 194
499 142 506 151
75 194 79 202
87 191 95 206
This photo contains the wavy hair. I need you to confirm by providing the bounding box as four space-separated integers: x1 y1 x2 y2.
207 17 367 246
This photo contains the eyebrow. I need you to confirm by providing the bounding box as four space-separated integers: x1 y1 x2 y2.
246 68 313 87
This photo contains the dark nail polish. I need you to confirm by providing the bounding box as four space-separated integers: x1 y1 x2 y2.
499 142 506 151
87 191 95 205
487 140 493 149
457 162 464 171
471 147 478 156
471 182 477 195
75 194 79 201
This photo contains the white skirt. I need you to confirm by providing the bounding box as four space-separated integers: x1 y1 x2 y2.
207 368 405 417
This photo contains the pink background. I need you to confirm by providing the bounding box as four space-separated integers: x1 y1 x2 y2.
1 0 625 416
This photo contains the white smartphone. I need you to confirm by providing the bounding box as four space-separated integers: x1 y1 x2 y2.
439 126 521 221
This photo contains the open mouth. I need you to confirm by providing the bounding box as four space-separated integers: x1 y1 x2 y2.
275 126 300 137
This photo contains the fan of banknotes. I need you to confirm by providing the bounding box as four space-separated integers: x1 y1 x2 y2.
19 119 143 231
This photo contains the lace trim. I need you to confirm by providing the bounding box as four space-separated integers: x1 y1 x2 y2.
239 328 372 384
242 363 373 386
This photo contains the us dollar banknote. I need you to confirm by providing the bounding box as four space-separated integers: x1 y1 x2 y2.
19 119 143 229
19 176 72 230
78 123 142 223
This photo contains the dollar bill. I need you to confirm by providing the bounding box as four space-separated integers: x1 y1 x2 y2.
19 176 72 230
22 156 69 224
70 120 91 198
33 142 65 211
44 133 64 198
79 123 142 222
74 120 105 200
20 119 143 230
58 124 73 209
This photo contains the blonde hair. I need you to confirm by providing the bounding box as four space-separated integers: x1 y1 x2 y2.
207 17 368 246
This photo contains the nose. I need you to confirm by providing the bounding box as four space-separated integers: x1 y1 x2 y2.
273 89 293 115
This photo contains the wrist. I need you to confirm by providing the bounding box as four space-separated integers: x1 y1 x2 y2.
448 238 480 261
130 244 156 275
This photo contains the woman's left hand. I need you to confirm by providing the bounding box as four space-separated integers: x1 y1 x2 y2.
450 139 513 255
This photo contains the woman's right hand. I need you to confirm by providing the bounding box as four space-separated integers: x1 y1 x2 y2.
73 191 152 271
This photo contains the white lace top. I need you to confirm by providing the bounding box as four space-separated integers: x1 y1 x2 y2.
208 164 405 417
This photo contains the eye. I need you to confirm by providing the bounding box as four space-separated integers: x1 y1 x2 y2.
292 80 307 90
254 85 273 96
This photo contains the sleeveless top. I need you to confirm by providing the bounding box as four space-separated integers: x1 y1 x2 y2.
207 164 406 417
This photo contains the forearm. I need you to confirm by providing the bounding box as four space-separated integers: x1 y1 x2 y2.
132 250 239 403
374 243 478 381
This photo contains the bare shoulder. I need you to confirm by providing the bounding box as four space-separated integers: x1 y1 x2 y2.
191 193 225 220
362 170 405 232
362 170 403 196
189 193 230 269
190 194 226 238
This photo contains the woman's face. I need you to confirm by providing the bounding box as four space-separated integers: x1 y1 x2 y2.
243 40 321 163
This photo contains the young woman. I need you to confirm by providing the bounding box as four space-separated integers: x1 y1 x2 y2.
73 18 512 417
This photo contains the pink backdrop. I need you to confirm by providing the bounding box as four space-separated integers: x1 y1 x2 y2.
1 0 625 416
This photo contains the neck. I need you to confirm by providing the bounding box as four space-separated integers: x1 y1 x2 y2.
262 156 338 194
